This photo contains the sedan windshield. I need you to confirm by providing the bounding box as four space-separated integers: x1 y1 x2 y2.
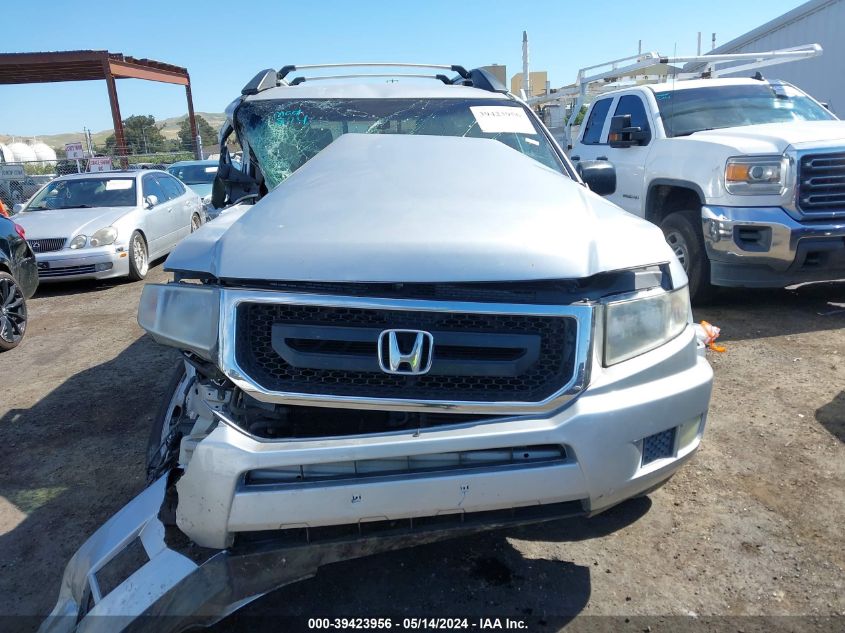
167 164 217 185
26 178 137 210
236 98 564 188
655 83 835 137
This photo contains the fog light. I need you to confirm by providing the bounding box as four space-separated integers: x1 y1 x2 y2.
94 262 114 272
677 415 701 450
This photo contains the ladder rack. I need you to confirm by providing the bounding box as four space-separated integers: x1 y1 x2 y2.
528 44 822 147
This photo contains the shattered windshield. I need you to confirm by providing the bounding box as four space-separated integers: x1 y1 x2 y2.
236 98 564 188
655 83 835 137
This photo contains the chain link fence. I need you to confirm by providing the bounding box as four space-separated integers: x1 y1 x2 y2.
0 150 198 210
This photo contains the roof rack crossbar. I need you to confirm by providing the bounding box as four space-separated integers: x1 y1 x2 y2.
289 73 457 85
278 62 462 81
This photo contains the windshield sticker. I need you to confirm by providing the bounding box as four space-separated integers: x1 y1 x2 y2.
524 137 540 146
204 167 217 173
656 92 672 101
105 180 134 190
470 106 536 134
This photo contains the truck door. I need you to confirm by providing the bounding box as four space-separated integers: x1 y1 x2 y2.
602 94 654 216
570 97 614 165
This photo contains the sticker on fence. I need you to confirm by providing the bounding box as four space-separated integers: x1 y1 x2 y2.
470 106 536 134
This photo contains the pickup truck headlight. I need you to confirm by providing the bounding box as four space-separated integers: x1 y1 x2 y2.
725 156 788 195
137 283 220 360
603 286 690 366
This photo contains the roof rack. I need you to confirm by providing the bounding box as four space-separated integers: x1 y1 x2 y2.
240 63 508 95
527 44 822 147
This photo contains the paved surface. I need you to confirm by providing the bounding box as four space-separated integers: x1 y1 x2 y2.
0 266 842 632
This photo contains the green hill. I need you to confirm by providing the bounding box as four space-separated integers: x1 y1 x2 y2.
0 112 227 151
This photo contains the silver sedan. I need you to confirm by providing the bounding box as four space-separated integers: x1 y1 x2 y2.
13 170 203 282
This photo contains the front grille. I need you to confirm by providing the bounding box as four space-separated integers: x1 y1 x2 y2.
38 264 97 278
798 151 845 214
28 238 66 253
236 302 577 402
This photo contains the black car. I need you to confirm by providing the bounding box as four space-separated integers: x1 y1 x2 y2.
0 215 38 351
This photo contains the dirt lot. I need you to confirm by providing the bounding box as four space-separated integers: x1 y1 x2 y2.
0 264 843 632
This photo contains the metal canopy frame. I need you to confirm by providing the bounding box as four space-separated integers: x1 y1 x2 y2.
0 50 200 160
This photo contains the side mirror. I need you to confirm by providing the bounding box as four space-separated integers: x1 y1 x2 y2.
608 114 651 148
12 204 24 214
144 195 159 209
578 160 616 196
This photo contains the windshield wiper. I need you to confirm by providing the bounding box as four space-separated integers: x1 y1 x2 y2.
59 204 94 209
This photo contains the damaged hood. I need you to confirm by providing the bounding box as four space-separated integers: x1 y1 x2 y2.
166 134 674 282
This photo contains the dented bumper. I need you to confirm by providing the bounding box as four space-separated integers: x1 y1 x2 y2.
40 475 590 633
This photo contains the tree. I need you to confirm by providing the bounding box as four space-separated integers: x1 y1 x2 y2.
177 115 217 152
104 115 167 154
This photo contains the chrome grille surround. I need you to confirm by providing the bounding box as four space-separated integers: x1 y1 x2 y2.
218 288 595 415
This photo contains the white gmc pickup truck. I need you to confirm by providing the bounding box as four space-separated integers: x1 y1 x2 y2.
571 77 845 300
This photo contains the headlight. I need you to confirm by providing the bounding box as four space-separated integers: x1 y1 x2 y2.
137 283 220 360
69 235 87 249
90 226 117 247
725 156 788 195
603 286 690 366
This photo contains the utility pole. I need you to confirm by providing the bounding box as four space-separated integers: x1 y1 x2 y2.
522 30 530 98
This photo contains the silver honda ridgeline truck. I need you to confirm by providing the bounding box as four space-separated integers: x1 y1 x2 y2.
44 65 713 631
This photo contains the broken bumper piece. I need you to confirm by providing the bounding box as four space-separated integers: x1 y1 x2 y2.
40 474 587 633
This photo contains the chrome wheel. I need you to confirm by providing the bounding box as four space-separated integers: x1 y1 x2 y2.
132 234 148 277
665 229 690 271
191 214 201 232
0 275 26 347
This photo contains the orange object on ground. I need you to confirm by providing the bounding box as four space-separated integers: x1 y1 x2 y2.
0 199 9 218
698 320 726 352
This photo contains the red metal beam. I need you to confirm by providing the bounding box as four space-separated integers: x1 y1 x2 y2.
109 60 189 85
103 60 128 168
185 80 200 159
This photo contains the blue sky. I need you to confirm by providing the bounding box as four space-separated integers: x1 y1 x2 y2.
1 0 806 136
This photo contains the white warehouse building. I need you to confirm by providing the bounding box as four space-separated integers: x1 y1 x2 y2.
709 0 845 114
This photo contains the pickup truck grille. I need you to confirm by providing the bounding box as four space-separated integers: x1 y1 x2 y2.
798 151 845 215
235 302 577 403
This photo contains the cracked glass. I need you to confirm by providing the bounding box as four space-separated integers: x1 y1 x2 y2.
236 98 565 189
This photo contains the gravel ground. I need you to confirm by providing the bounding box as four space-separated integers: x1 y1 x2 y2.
0 265 842 632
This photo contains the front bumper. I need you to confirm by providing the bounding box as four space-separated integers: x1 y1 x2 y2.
33 246 131 282
701 205 845 287
179 325 712 549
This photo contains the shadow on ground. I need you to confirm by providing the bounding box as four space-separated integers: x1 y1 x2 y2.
209 500 651 631
0 336 179 626
696 280 845 341
816 390 845 443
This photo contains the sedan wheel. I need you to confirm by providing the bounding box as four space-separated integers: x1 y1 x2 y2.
128 231 149 281
0 272 27 352
191 213 201 232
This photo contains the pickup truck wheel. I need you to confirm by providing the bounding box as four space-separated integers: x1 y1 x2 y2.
660 211 714 303
146 360 196 484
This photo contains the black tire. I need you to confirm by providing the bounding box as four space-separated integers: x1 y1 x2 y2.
660 210 715 303
0 271 27 352
146 361 195 484
190 213 202 233
127 230 149 281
